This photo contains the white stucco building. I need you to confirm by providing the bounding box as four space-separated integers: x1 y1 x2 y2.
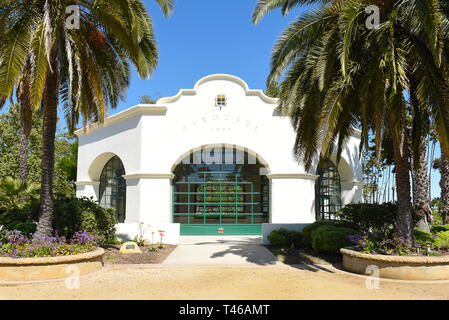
75 74 363 244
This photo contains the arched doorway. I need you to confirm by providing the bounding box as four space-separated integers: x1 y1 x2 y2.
315 159 342 220
172 145 270 235
99 155 126 223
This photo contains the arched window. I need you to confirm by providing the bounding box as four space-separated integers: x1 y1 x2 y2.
172 145 269 230
315 160 342 220
99 156 126 223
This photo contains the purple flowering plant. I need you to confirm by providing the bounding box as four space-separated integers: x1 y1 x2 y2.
0 229 98 258
348 233 411 256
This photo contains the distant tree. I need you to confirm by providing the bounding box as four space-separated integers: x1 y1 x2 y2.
56 139 78 185
432 152 449 224
265 81 281 98
0 106 75 197
139 95 158 104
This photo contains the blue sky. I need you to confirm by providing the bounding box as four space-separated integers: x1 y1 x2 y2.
113 0 307 110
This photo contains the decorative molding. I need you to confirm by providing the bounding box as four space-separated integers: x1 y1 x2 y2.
122 173 175 180
267 173 319 180
74 105 167 136
157 74 279 104
75 181 100 186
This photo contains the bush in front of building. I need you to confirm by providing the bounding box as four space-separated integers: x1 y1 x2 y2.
337 203 398 238
4 221 37 235
267 228 302 247
0 177 118 246
311 225 356 253
52 196 118 246
302 220 355 247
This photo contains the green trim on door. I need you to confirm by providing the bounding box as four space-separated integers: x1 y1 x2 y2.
180 224 262 235
172 146 270 236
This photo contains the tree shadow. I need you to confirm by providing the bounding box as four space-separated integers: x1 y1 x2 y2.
192 237 279 265
266 246 341 273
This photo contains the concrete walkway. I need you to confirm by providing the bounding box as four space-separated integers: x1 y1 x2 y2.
163 236 282 265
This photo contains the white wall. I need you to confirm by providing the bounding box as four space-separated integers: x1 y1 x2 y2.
116 223 180 245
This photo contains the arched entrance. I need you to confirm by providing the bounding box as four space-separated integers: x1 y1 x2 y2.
172 144 270 235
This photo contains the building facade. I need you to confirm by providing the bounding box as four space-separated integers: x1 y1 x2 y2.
75 74 363 244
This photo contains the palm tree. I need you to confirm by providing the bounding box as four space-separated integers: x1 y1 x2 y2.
439 152 449 224
253 0 449 243
16 62 34 182
409 88 432 232
0 176 38 210
433 152 449 225
0 16 32 182
0 0 174 237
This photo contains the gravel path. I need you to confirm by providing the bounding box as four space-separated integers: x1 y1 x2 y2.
1 263 449 300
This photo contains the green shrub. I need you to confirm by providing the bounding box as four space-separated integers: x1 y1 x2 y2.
0 195 117 246
337 203 398 237
310 225 339 241
302 220 355 247
0 199 40 228
52 196 117 246
302 221 335 247
267 228 289 247
287 230 303 247
4 221 36 235
312 227 355 253
434 231 449 249
267 228 303 247
431 224 449 234
414 228 435 245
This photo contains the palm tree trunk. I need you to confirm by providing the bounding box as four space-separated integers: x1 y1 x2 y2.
19 107 29 182
409 77 432 232
412 135 432 232
440 151 449 225
35 52 59 238
390 119 414 244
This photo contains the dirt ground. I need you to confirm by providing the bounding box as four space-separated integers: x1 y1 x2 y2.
102 244 176 264
1 263 449 300
266 246 342 265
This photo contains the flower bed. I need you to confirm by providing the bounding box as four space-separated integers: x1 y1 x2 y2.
0 230 98 258
341 247 449 280
0 229 104 281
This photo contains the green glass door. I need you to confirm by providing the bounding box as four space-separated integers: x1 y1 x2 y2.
172 146 269 235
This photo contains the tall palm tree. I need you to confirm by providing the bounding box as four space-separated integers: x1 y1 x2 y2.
0 13 32 182
253 0 449 243
440 152 449 224
0 0 174 237
16 62 34 182
409 86 432 232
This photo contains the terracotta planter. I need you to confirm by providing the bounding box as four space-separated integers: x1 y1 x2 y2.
341 247 449 280
0 247 104 281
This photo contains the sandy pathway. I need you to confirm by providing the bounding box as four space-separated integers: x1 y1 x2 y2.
0 263 448 300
